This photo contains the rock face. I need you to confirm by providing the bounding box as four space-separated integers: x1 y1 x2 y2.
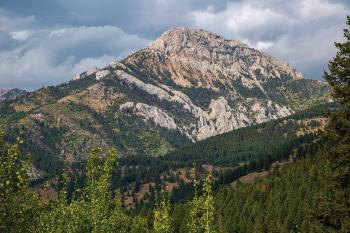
120 102 178 130
143 27 303 89
0 27 330 175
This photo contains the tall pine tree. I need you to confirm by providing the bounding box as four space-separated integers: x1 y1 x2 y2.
313 15 350 232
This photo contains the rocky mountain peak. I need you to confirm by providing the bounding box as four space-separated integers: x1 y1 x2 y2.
125 27 303 89
148 27 246 54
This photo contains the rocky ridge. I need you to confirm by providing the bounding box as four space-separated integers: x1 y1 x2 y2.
127 27 303 89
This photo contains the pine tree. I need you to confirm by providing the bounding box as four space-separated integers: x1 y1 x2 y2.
313 15 350 232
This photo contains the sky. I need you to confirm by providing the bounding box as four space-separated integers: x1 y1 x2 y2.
0 0 349 90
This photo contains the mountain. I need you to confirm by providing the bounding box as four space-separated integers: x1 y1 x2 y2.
0 27 329 177
0 88 27 101
122 27 328 141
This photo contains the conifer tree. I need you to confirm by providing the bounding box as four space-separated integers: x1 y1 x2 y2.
313 15 350 232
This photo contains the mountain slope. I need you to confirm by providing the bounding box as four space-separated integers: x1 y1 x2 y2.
0 27 329 177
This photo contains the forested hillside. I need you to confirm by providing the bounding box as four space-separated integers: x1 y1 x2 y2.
114 103 331 209
215 155 321 232
166 153 322 233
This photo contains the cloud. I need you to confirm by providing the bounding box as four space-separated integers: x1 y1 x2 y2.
10 30 32 41
299 0 345 19
0 0 226 38
189 0 349 79
0 0 349 89
255 41 274 51
0 20 150 89
268 24 344 79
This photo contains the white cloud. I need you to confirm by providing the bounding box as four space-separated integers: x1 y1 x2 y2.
255 41 275 51
190 3 291 41
10 30 32 41
299 0 346 19
225 6 289 32
267 24 344 78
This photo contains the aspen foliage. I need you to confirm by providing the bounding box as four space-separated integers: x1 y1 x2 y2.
153 191 172 233
38 147 147 233
188 169 218 233
0 131 40 233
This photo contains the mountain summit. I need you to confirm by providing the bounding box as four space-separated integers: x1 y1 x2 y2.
0 27 329 176
126 27 303 90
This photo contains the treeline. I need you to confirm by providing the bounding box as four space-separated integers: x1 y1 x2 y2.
0 98 347 233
